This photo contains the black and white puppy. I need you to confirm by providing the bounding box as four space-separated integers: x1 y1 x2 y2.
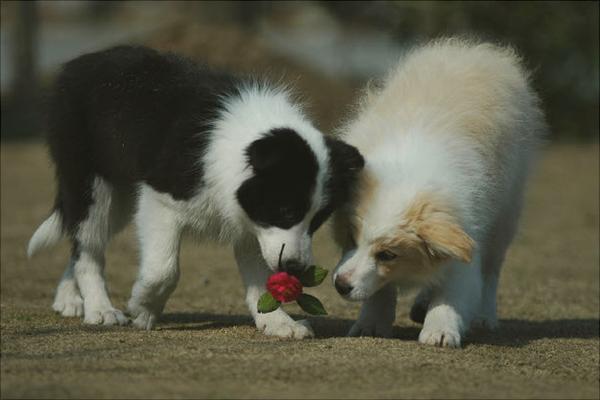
28 46 364 338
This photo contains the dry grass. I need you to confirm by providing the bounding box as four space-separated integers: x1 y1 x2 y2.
1 142 598 399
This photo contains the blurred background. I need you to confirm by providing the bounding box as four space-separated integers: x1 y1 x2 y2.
1 0 598 141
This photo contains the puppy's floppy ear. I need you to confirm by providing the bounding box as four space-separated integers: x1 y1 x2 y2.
418 214 474 264
246 135 284 173
404 197 474 264
326 137 365 172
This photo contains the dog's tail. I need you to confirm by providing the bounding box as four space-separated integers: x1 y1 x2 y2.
27 209 64 258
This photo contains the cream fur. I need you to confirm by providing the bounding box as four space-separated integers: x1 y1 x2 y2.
333 38 546 347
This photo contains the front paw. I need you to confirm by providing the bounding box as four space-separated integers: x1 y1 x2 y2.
418 327 461 348
127 300 159 330
255 310 314 339
131 310 157 330
418 305 464 348
53 282 84 318
348 318 393 338
83 307 129 326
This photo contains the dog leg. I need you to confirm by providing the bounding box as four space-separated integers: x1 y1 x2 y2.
73 177 128 326
409 286 433 324
233 236 314 339
348 283 397 337
418 259 482 348
474 208 518 330
52 259 84 317
127 186 182 330
74 246 128 325
474 241 502 331
474 270 500 330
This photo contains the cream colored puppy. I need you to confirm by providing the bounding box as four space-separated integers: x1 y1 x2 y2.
332 39 546 347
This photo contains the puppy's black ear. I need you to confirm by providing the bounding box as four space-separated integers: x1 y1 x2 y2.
326 137 365 173
246 136 284 173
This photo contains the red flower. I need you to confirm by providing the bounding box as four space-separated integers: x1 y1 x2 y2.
266 272 303 303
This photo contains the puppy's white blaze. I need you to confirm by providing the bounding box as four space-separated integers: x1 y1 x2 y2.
255 223 312 271
334 248 356 273
334 248 380 301
201 85 330 244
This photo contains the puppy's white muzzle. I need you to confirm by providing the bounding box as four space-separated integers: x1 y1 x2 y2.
333 248 381 301
255 223 312 272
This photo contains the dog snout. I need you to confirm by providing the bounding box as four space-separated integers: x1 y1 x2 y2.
282 259 305 275
334 276 353 296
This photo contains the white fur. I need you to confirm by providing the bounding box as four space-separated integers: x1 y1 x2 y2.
52 260 83 318
37 177 132 323
127 184 183 330
27 211 63 258
334 39 545 347
255 223 313 270
124 86 330 333
199 85 330 245
74 177 129 326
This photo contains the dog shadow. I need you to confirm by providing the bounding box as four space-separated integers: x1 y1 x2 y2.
160 312 366 337
465 318 600 348
160 312 255 331
160 313 599 347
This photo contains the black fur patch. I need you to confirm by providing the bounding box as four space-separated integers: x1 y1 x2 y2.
46 45 240 233
308 137 365 235
45 45 365 239
236 128 319 229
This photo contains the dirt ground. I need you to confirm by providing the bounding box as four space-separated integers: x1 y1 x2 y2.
1 142 598 399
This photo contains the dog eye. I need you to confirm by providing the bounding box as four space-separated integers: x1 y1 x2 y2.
375 250 397 262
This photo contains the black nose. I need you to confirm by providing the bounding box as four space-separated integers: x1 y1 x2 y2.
335 278 353 296
283 259 305 275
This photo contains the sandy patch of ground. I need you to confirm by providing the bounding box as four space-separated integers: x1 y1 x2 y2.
1 142 598 399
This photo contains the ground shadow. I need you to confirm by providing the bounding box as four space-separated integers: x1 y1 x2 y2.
308 316 422 340
12 313 596 348
159 312 368 337
160 312 255 331
158 312 366 337
466 318 600 348
159 313 599 347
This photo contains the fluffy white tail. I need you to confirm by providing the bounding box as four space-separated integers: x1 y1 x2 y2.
27 210 64 258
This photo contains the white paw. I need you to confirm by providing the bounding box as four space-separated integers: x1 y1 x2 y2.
255 311 314 339
419 327 461 348
83 307 129 326
127 299 160 330
131 310 157 330
52 282 83 317
418 304 464 348
348 319 393 338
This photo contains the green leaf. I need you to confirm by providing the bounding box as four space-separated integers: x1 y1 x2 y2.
296 293 327 315
257 292 280 313
297 265 328 287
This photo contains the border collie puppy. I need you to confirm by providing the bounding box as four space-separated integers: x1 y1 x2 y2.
28 45 364 338
332 39 546 347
